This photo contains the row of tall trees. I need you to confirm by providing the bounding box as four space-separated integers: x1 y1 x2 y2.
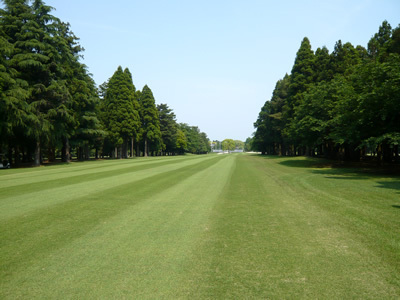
0 0 210 166
100 67 211 157
253 21 400 163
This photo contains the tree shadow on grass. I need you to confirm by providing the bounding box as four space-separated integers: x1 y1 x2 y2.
311 167 400 193
277 157 400 193
376 180 400 194
392 205 400 209
253 154 284 160
278 157 340 169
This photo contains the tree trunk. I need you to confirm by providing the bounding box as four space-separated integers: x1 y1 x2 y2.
62 137 71 163
85 145 90 160
144 138 148 157
114 146 118 159
136 142 140 157
48 146 56 162
8 146 13 166
14 145 21 166
34 140 40 166
131 137 134 158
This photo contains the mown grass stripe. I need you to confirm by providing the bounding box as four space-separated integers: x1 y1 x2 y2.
1 156 198 196
0 155 217 219
1 154 399 298
0 155 200 188
0 155 226 292
184 154 400 298
14 155 236 299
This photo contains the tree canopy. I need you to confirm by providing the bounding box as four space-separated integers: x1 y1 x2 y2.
253 20 400 163
0 0 211 166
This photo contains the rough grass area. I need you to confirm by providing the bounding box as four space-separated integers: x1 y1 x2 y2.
1 154 399 298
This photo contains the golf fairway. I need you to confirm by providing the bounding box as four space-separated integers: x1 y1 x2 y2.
1 154 399 298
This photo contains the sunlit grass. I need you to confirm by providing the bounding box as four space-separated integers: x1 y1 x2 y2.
1 154 399 298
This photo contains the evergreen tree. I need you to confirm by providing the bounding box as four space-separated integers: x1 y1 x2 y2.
1 0 81 165
69 65 105 161
283 37 315 152
137 85 161 156
102 66 140 158
314 46 333 82
331 40 362 75
157 103 178 155
254 20 399 162
368 20 392 61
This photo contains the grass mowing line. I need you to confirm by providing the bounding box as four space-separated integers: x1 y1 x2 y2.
0 155 217 219
2 154 399 298
258 155 400 296
1 156 201 196
181 154 400 298
282 161 400 282
0 155 234 299
261 155 400 269
0 155 201 188
1 155 225 284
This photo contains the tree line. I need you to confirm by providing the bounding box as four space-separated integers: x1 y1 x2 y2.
252 21 400 163
0 0 210 166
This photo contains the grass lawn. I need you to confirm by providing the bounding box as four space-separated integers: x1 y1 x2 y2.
1 154 399 298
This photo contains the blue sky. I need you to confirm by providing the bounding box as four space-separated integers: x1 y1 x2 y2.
48 0 399 141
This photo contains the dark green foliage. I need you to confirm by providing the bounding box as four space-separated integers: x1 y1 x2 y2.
102 66 140 158
253 74 290 155
0 0 103 165
283 37 315 147
314 46 334 82
244 137 253 152
254 21 400 162
137 85 162 156
0 1 215 163
157 103 178 155
179 123 210 154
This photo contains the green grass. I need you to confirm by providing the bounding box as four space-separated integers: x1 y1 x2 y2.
1 154 399 298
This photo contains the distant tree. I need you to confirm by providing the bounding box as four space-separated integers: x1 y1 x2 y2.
234 140 244 150
175 129 187 154
157 103 178 155
213 140 222 151
138 85 162 156
179 123 209 154
244 137 253 152
253 101 273 154
222 139 235 151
